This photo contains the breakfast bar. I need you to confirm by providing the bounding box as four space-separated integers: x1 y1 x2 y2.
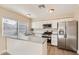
6 35 47 55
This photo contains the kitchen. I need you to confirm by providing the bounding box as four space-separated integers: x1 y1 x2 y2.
32 17 78 55
0 4 79 55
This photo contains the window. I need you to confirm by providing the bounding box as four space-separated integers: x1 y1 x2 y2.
3 17 27 39
3 17 18 38
18 21 27 39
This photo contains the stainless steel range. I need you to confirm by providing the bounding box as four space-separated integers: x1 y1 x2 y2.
42 31 52 43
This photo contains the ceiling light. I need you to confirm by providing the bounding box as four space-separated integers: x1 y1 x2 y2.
38 4 45 8
26 14 31 17
49 9 54 13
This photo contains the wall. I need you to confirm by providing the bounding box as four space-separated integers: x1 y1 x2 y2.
0 7 31 54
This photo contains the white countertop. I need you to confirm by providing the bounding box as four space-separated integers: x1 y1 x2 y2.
28 35 47 44
18 35 47 44
5 35 47 44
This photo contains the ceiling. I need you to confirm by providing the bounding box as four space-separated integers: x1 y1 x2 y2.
0 4 78 21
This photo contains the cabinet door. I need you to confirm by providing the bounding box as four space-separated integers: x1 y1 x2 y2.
32 22 42 29
42 40 47 55
52 22 57 29
51 35 58 46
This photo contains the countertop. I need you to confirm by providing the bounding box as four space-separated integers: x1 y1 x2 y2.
5 35 47 44
28 35 47 44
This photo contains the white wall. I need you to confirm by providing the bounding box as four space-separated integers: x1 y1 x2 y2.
0 7 31 54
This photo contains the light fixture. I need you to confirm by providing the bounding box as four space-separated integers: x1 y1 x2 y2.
49 9 54 13
26 14 31 17
38 4 45 8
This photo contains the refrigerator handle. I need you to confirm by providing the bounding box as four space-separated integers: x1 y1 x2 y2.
66 34 67 38
64 34 67 38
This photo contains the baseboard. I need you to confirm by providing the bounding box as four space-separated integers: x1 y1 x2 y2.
0 50 7 55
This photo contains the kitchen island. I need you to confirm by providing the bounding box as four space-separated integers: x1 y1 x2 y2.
6 35 47 55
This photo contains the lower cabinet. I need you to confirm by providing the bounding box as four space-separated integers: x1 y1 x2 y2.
51 35 58 46
7 38 47 55
42 40 47 55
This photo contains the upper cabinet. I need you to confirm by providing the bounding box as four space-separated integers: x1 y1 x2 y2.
32 20 58 29
32 21 43 29
32 18 73 30
52 22 58 29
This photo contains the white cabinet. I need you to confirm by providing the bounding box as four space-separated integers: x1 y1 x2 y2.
42 40 47 55
7 38 47 55
32 22 43 29
51 35 58 46
35 33 42 37
52 22 57 29
32 21 58 29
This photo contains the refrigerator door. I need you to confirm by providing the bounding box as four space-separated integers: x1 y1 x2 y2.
66 21 78 52
58 22 66 49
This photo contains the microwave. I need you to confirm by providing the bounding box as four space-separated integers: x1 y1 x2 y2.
43 24 52 29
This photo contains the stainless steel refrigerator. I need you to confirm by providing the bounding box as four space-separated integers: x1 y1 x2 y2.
58 21 78 52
